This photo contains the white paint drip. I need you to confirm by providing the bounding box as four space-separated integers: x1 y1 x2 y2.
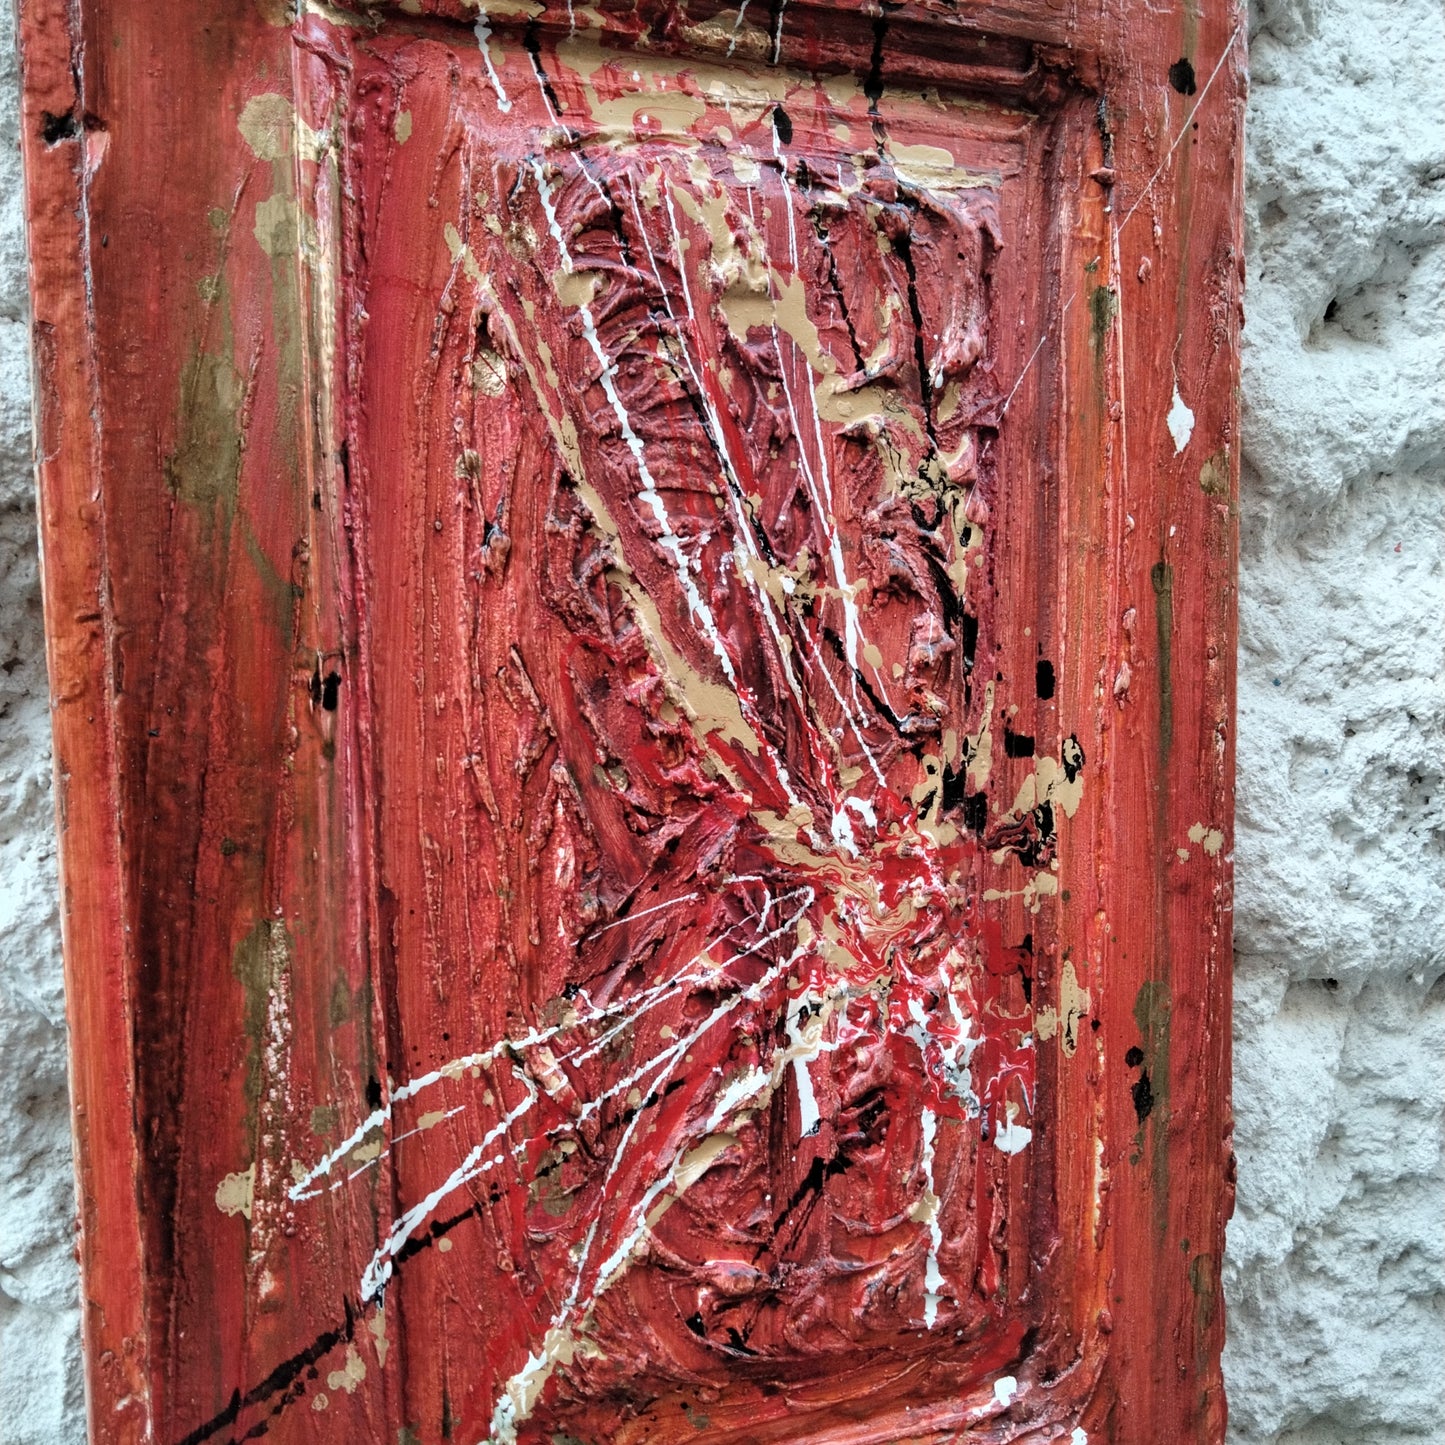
490 929 816 1440
590 891 699 934
906 989 981 1114
649 182 815 731
993 1114 1033 1155
524 38 560 126
727 0 750 56
769 136 868 675
770 0 788 64
473 10 512 113
918 1107 945 1326
288 891 801 1202
784 993 822 1137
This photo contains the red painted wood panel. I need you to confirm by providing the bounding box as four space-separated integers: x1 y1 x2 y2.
17 2 1242 1442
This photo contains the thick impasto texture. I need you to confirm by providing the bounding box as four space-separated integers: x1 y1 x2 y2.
12 3 1242 1443
340 40 1070 1440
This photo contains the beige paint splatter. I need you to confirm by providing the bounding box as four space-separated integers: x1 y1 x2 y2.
215 1163 256 1220
1034 962 1092 1056
368 1306 389 1369
327 1344 367 1395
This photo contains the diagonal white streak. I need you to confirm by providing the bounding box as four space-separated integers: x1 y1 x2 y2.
528 158 741 688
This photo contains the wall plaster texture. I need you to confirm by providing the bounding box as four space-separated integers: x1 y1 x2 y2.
0 1 1438 1441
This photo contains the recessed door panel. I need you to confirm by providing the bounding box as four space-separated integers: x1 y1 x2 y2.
344 32 1084 1442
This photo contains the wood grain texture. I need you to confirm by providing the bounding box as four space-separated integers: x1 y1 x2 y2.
16 2 1243 1442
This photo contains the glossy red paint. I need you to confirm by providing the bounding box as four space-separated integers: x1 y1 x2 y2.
17 2 1242 1442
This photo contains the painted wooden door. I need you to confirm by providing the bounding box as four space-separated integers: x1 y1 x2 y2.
17 2 1242 1442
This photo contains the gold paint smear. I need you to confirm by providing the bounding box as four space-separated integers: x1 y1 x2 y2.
444 223 484 284
350 1138 383 1165
887 142 997 192
1009 752 1085 821
590 88 708 138
674 1133 738 1194
253 192 300 259
553 267 600 310
966 680 997 791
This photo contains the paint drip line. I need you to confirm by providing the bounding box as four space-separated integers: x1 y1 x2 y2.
999 299 1070 418
643 171 875 823
355 888 816 1311
770 0 787 64
305 1105 474 1196
589 891 699 934
551 886 813 1314
551 927 814 1336
288 906 783 1201
919 1107 946 1326
474 10 513 113
570 891 811 1077
785 993 822 1137
524 157 814 832
525 41 560 126
770 131 900 725
360 1079 538 1300
727 0 750 56
640 178 884 791
650 179 816 730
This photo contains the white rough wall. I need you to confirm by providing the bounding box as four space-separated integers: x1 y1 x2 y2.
1225 0 1445 1440
0 2 1438 1441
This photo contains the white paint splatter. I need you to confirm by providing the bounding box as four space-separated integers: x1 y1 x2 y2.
530 161 741 699
993 1374 1018 1407
785 994 822 1138
993 1113 1033 1155
359 1082 539 1301
1167 381 1195 453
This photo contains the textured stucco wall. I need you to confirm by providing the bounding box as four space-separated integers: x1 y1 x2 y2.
1224 0 1445 1439
0 2 1439 1441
